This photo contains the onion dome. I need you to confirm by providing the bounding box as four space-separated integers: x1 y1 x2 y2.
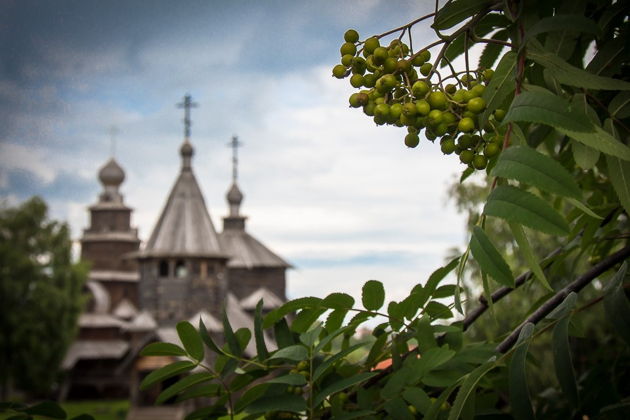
227 183 243 206
180 140 194 170
98 158 125 187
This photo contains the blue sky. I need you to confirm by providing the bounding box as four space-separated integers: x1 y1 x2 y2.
0 0 470 302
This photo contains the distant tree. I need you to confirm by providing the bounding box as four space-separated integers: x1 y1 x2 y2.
0 197 87 399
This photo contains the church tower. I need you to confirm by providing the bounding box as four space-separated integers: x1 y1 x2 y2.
219 136 291 308
81 155 141 310
137 95 229 325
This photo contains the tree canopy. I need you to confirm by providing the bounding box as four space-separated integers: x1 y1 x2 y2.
0 197 87 399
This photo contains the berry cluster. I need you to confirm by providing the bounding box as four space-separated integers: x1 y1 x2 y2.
334 29 506 170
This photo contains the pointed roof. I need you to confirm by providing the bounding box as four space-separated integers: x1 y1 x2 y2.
124 310 158 332
220 181 290 268
240 287 284 310
142 140 225 258
112 298 139 320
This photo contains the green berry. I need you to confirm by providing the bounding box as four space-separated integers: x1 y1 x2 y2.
473 154 488 169
350 74 364 88
373 47 389 64
341 54 354 67
420 62 432 76
340 42 357 56
494 109 506 121
402 102 417 117
405 133 420 148
484 142 501 157
466 97 486 113
415 99 430 115
344 29 359 43
374 103 390 118
428 109 443 125
332 64 347 79
460 150 474 164
458 117 475 132
364 37 380 54
412 80 430 98
440 136 456 154
428 91 448 110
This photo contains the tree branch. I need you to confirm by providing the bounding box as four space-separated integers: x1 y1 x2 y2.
462 246 564 330
495 244 630 354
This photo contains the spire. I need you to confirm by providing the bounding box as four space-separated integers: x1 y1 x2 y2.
177 94 198 171
226 136 244 217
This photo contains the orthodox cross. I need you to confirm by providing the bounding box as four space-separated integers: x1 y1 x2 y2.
228 135 243 182
177 94 198 140
108 125 119 157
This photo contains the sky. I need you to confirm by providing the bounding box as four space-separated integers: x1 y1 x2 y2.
0 0 472 304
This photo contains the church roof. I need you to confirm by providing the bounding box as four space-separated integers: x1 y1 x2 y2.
220 229 291 268
63 340 129 369
112 298 139 320
125 310 158 331
240 287 284 310
142 141 225 258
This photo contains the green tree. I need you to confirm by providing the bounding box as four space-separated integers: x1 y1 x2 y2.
139 1 630 418
0 197 87 399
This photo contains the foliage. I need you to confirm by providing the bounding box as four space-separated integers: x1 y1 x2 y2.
0 197 88 398
141 0 630 418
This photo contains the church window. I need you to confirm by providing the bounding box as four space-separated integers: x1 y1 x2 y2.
159 260 169 277
175 260 187 278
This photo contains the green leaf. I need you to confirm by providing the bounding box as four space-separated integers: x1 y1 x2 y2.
508 323 535 420
503 90 593 132
245 393 307 414
254 300 269 361
274 318 295 348
566 198 603 220
529 44 630 90
313 372 378 406
447 361 497 420
416 316 437 352
607 156 630 216
425 257 460 297
299 325 322 347
156 372 216 404
432 0 493 30
470 226 514 287
324 309 347 334
572 142 600 170
199 319 223 355
480 51 516 127
267 373 307 386
604 262 630 346
481 272 496 320
322 292 355 309
509 222 552 291
314 325 350 353
23 401 66 419
562 125 630 162
140 360 196 390
416 346 456 377
609 91 630 118
362 279 385 311
176 383 221 403
177 321 204 362
140 342 187 357
478 30 508 69
403 387 432 414
492 146 581 199
524 14 600 42
484 185 570 235
222 308 240 356
552 293 579 407
263 297 323 328
269 344 308 361
291 307 326 333
384 397 414 420
424 301 453 319
312 342 366 382
425 383 459 420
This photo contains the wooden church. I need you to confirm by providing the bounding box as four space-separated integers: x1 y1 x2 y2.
62 95 290 417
